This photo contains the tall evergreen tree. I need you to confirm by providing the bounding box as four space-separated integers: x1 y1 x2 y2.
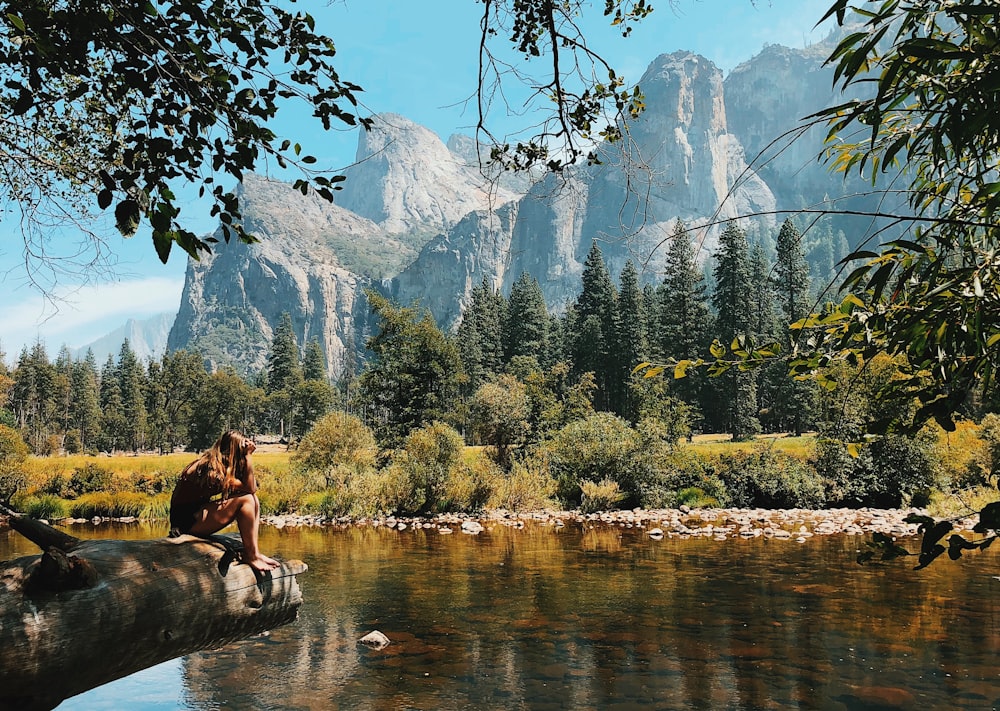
302 339 327 382
52 346 74 438
712 222 760 440
749 240 781 433
98 354 127 452
571 241 618 411
10 342 56 453
773 218 819 435
356 291 465 447
457 276 505 392
615 260 647 419
503 272 549 363
657 220 714 424
69 350 102 452
267 312 303 437
117 339 148 451
268 313 303 393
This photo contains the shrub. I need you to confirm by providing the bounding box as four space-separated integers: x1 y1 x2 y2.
486 459 556 512
712 446 826 509
540 412 641 505
813 434 937 508
440 457 498 513
63 430 83 455
293 411 378 479
66 463 114 498
676 487 720 508
580 479 625 513
0 424 29 503
391 422 465 514
635 449 726 509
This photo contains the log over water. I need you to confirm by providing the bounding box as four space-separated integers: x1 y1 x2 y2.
0 516 307 711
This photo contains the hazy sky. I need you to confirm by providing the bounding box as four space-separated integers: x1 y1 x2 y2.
0 0 834 362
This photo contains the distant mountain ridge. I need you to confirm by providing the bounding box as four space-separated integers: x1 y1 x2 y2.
167 40 870 377
74 313 175 364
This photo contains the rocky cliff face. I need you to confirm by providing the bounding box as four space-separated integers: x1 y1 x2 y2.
168 175 378 376
336 113 520 235
169 44 850 376
395 51 776 328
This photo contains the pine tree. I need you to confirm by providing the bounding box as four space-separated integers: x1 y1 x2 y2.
303 339 327 382
773 218 819 435
615 260 647 419
712 222 760 440
657 220 714 423
571 241 618 411
356 290 464 447
98 354 127 452
152 350 208 451
749 240 781 433
10 342 56 453
503 272 549 363
457 277 505 391
117 339 148 451
267 313 303 438
69 350 102 452
268 313 303 393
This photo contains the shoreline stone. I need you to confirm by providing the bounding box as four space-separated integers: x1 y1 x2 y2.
1 507 977 542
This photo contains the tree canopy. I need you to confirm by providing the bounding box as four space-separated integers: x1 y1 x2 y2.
800 0 1000 432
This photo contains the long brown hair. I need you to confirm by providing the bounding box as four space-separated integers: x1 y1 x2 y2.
181 430 252 499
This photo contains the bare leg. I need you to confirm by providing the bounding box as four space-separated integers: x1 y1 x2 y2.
187 494 279 572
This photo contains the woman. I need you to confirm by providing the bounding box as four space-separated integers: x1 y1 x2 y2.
169 430 280 572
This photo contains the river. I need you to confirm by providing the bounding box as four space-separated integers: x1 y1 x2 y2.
3 520 999 710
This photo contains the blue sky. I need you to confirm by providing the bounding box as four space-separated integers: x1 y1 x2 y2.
0 0 834 363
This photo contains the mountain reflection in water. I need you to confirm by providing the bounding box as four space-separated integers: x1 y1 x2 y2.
1 520 994 710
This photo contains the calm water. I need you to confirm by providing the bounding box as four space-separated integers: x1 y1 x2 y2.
3 520 1000 710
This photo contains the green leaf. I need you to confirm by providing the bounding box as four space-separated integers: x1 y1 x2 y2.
6 13 25 32
709 340 725 359
114 199 141 237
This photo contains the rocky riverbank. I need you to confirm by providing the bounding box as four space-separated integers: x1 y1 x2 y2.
257 506 974 542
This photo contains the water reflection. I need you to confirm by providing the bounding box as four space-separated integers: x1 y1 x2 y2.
2 521 996 709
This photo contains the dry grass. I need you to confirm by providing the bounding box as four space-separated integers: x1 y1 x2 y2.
686 433 816 459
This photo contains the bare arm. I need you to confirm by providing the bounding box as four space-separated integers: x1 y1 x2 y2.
236 459 259 495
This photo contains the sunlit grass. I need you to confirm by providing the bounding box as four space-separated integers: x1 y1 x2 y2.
686 433 816 459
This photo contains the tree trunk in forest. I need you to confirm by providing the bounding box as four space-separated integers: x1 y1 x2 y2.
0 516 307 711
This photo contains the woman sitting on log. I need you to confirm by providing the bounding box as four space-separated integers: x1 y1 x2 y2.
169 430 280 572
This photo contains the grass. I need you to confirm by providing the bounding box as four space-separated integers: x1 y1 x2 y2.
686 433 816 459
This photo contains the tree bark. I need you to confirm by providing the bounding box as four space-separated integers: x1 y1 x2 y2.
0 517 307 711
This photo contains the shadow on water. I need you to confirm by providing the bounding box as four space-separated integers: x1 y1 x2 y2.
2 520 998 710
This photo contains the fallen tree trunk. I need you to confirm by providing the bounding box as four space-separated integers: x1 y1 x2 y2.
0 516 307 711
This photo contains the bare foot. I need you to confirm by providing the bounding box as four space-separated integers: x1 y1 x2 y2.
246 555 280 572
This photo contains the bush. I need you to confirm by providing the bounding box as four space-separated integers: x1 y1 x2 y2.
440 457 498 513
293 411 377 479
713 447 826 509
391 422 464 514
65 463 114 498
64 430 83 455
580 479 625 513
486 459 556 512
813 434 937 508
635 449 726 509
0 424 29 503
676 487 720 508
540 412 641 505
